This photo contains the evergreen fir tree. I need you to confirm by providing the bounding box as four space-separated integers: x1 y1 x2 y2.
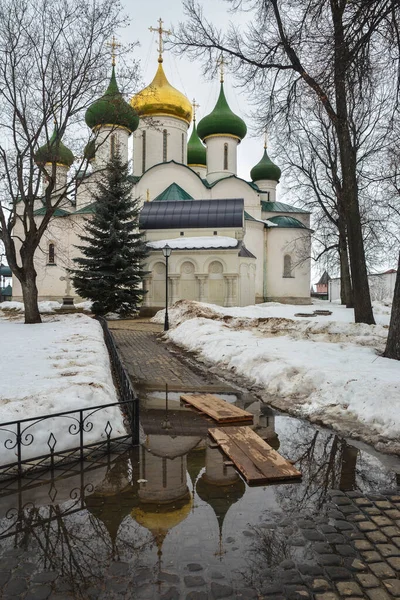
70 152 148 317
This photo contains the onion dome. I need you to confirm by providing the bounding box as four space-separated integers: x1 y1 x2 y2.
85 66 139 133
83 139 95 162
131 60 192 125
35 126 75 167
187 121 206 166
197 83 247 142
250 147 281 182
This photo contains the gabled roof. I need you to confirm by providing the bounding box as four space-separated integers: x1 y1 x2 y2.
140 198 244 230
74 202 97 214
261 201 310 214
1 284 12 295
33 207 71 217
317 271 331 284
267 215 308 229
154 183 194 202
238 242 256 258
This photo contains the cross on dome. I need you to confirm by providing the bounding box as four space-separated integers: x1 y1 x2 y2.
107 36 121 67
216 54 228 83
192 99 200 122
149 18 171 63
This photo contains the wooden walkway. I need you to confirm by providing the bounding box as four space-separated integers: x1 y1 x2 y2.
180 393 253 424
209 426 302 485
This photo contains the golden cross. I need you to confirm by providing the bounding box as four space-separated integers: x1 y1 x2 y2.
107 36 121 67
149 18 171 63
264 131 268 149
217 54 228 83
192 98 200 122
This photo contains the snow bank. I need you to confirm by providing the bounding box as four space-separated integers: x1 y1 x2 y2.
147 236 238 250
0 314 125 466
158 300 399 452
0 300 92 314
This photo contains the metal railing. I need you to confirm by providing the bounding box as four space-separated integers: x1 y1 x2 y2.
0 317 140 480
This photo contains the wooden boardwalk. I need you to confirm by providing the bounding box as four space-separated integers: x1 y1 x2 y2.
209 426 302 485
180 393 253 424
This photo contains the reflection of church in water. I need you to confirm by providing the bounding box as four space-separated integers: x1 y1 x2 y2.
87 397 279 559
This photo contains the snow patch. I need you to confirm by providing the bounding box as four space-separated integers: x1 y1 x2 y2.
147 236 239 250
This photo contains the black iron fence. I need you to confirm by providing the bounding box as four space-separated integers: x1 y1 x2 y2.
0 317 140 481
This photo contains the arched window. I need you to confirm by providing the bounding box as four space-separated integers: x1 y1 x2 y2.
110 134 116 158
142 131 146 174
283 254 293 278
163 129 168 162
181 133 184 163
48 243 55 265
223 143 228 170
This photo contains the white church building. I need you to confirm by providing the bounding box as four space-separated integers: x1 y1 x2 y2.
12 30 312 311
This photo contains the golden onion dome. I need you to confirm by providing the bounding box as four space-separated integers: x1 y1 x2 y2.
131 60 192 125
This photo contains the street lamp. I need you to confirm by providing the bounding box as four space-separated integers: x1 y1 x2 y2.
162 244 172 331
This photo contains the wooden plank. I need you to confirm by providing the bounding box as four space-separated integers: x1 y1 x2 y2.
209 426 301 484
181 393 253 424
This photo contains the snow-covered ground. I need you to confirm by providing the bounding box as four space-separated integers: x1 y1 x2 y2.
153 299 399 454
0 312 125 467
0 300 92 314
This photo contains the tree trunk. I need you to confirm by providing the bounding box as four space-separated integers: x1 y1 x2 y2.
331 2 375 324
20 263 42 324
383 252 400 360
338 227 353 307
339 441 358 491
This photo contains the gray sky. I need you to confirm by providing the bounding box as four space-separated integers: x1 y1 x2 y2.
120 0 266 180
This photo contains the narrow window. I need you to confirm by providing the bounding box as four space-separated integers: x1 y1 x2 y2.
163 129 168 162
213 231 218 235
48 243 55 265
110 134 116 158
283 254 292 278
223 143 228 170
180 231 184 236
181 133 184 163
142 131 146 174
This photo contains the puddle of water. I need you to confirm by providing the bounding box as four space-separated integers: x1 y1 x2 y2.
0 393 399 598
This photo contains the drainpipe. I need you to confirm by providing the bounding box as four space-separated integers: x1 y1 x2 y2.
263 225 268 302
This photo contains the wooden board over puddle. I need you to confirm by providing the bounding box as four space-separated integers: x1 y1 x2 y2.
209 426 301 485
180 393 253 424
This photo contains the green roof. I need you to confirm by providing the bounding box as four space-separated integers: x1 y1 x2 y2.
268 215 308 229
74 202 97 214
261 201 309 214
251 148 281 182
0 265 12 277
33 206 71 216
154 183 194 202
85 66 139 133
84 139 96 162
187 121 206 166
197 82 247 141
35 126 75 168
1 284 12 296
244 210 257 221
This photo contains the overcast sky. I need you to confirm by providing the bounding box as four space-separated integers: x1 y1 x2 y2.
120 0 266 181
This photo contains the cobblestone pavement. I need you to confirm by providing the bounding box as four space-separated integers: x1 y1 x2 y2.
1 489 400 599
108 319 232 393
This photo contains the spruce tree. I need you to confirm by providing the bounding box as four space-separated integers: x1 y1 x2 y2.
71 152 148 317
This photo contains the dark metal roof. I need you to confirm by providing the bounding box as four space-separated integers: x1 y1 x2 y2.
238 242 256 258
267 215 308 229
139 199 244 230
0 265 12 277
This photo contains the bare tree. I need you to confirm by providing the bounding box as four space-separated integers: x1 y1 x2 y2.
0 0 137 323
172 0 400 324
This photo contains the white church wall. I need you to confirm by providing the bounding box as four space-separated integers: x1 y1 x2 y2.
210 177 261 218
144 227 242 243
265 228 311 304
242 220 265 302
93 126 130 169
205 135 238 183
133 116 188 176
136 162 208 206
256 180 278 203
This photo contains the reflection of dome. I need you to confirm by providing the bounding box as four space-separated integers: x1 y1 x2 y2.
131 61 192 125
132 493 192 533
145 434 203 460
187 446 206 487
196 474 245 530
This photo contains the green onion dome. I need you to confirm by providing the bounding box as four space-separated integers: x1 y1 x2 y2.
83 139 96 162
197 83 247 142
250 147 281 182
187 121 206 166
35 126 75 167
85 66 139 133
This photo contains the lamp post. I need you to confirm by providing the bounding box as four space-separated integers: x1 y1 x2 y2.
162 244 172 331
0 253 4 303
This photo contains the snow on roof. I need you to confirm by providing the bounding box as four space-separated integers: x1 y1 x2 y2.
147 236 239 250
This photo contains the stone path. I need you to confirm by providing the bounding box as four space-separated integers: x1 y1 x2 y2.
108 319 232 393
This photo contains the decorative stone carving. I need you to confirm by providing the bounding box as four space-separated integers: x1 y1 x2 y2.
209 261 223 274
181 261 195 274
154 262 166 275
